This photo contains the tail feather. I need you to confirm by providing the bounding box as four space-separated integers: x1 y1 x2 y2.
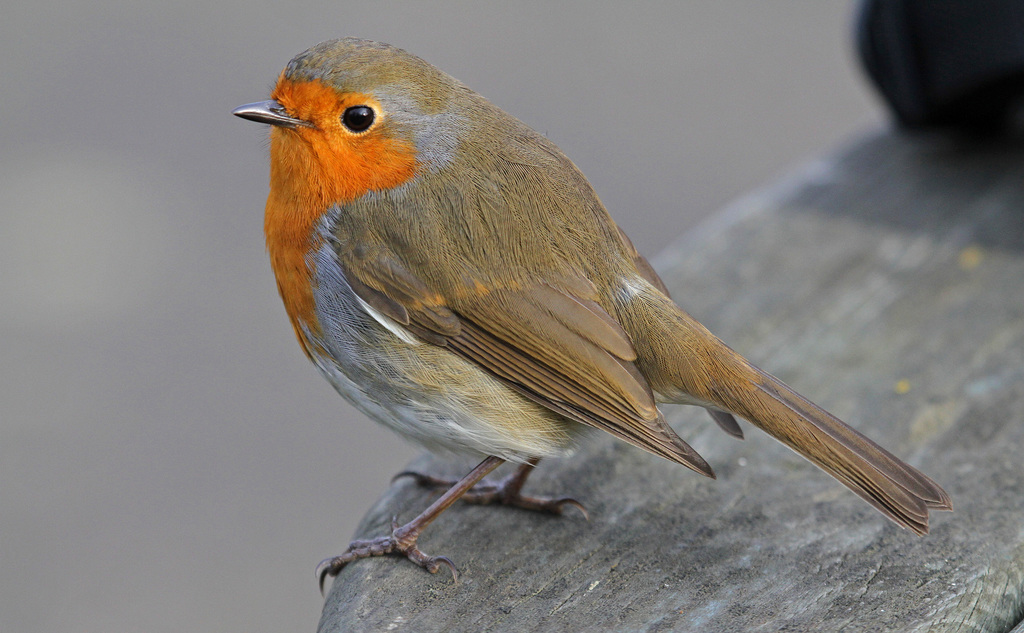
611 286 950 532
707 409 744 439
722 367 952 535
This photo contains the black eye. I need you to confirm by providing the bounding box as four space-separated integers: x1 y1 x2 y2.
341 106 375 132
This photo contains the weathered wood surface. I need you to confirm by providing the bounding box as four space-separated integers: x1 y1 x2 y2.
318 131 1024 633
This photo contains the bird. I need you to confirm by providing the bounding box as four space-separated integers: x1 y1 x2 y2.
233 37 952 590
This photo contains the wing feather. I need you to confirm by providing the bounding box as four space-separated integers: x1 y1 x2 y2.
333 251 713 476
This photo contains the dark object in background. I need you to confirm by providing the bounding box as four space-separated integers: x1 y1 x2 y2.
858 0 1024 134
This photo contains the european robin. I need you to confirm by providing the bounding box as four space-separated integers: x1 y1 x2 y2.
233 38 951 588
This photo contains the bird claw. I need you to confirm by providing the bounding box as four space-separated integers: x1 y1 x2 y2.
392 470 463 488
316 526 460 595
494 493 589 519
548 497 590 521
315 459 581 594
316 556 343 596
396 468 589 519
415 553 459 581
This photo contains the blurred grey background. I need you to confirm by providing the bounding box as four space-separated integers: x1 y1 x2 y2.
1 2 883 631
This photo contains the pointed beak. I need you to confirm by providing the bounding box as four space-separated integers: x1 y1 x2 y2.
232 100 311 128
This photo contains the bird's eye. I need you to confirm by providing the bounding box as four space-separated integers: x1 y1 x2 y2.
341 106 375 132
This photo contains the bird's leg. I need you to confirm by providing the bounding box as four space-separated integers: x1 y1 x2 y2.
394 457 588 519
317 455 504 592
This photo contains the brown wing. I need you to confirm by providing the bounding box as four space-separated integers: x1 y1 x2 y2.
335 247 714 477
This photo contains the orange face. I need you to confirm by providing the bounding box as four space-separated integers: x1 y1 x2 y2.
269 76 418 212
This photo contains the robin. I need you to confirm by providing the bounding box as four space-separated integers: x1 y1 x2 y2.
233 38 951 589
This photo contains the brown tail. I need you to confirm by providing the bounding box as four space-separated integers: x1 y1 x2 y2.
613 286 950 533
719 364 952 534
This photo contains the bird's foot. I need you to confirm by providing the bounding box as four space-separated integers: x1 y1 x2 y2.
394 462 588 519
316 516 457 594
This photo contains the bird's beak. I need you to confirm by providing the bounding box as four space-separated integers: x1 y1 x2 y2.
232 100 311 128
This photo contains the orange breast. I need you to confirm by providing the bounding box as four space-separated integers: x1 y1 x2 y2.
263 77 418 356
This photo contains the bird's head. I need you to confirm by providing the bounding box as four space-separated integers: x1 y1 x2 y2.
234 38 467 207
